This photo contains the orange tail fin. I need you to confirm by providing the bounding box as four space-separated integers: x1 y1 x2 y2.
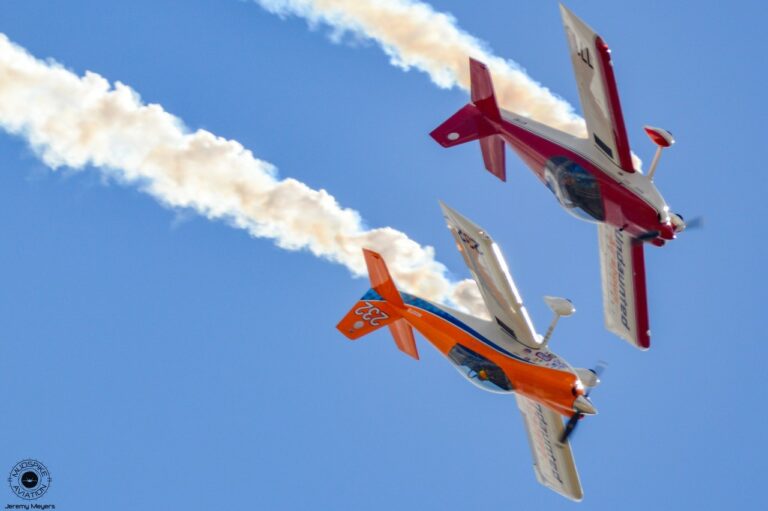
362 249 405 307
335 250 419 360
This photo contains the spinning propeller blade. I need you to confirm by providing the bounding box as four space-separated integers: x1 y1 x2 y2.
560 413 582 444
585 361 608 398
684 216 704 230
633 214 702 244
634 230 660 243
560 362 608 444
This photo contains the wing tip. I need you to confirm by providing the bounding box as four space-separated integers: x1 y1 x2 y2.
636 331 651 350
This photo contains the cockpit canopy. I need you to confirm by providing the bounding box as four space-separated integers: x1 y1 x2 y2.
448 344 513 394
544 156 605 223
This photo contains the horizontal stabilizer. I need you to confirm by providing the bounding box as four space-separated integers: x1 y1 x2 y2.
337 293 398 340
480 134 506 181
388 318 419 360
430 104 490 148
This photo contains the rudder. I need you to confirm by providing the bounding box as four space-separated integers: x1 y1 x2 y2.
430 58 507 181
470 58 501 121
336 250 419 360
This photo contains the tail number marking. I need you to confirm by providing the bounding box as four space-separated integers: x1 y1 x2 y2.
354 301 389 326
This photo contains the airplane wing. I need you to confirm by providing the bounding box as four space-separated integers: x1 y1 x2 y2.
440 203 540 348
560 4 635 172
597 223 650 349
516 394 583 501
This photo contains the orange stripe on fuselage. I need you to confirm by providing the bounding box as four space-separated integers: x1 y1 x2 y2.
383 300 579 417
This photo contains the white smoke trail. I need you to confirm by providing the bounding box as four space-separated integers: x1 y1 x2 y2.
255 0 588 137
0 33 488 316
257 0 645 168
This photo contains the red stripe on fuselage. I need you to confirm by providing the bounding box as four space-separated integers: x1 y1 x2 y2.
483 115 660 238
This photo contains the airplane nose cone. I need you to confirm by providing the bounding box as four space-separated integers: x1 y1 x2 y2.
670 213 686 233
574 395 598 415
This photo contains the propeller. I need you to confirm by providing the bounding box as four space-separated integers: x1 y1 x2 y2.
672 212 706 234
560 411 583 444
682 215 704 231
559 361 607 444
585 361 608 397
633 230 661 243
633 213 703 245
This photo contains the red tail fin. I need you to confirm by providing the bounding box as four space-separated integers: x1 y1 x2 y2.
470 58 501 121
429 58 506 181
335 250 419 360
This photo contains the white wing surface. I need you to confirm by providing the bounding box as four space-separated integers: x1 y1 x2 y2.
597 223 650 349
560 4 635 172
440 203 540 348
516 394 583 501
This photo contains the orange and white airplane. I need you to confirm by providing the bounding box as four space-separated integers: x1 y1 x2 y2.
431 5 689 350
338 203 602 501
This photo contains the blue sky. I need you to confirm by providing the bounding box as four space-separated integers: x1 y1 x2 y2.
0 0 765 509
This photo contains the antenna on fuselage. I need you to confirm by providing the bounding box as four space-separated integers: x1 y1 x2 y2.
643 126 675 180
541 296 576 346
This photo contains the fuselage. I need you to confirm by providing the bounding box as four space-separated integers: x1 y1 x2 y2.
491 108 677 244
361 289 586 417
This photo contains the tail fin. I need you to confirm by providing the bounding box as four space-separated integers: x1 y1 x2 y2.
469 58 501 121
430 58 506 181
336 250 419 360
362 249 405 308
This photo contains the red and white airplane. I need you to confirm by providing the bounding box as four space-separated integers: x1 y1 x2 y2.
338 204 602 500
431 4 685 350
